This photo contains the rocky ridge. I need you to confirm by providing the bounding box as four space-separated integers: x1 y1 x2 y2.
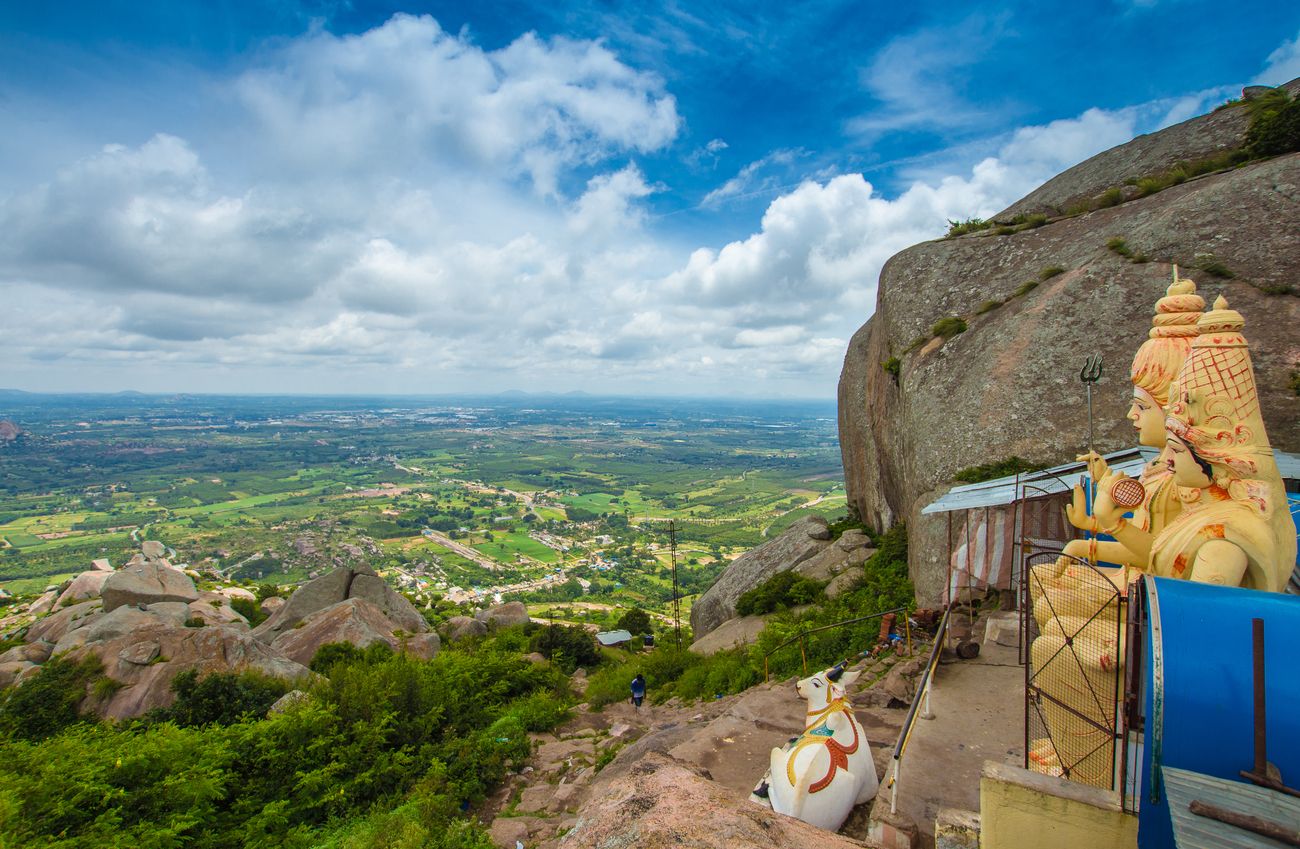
839 82 1300 602
0 542 441 716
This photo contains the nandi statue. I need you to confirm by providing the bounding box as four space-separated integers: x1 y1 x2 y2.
749 663 878 831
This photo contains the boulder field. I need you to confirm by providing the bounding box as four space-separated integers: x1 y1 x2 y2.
0 543 445 717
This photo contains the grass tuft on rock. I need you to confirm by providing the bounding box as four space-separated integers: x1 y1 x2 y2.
931 317 968 340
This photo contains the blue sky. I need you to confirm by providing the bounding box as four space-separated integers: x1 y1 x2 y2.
1 1 1298 397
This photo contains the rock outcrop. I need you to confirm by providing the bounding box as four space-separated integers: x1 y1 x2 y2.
270 597 439 666
689 516 831 639
839 87 1300 603
5 542 437 719
253 565 429 641
101 556 199 611
557 753 871 849
475 601 530 628
442 615 489 642
67 625 313 719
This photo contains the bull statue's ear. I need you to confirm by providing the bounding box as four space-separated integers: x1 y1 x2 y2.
826 663 846 682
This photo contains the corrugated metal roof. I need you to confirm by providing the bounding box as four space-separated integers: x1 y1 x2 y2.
1163 766 1300 849
922 448 1300 516
595 629 632 645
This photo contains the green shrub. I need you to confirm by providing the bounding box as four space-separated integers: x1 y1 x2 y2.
1106 236 1132 257
735 571 825 616
931 317 968 339
615 607 652 636
529 623 601 672
976 299 1003 315
946 217 992 237
503 690 571 732
1199 259 1235 279
309 640 396 674
953 456 1048 484
1245 89 1300 157
996 225 1016 235
1013 280 1039 297
882 357 901 381
1039 266 1066 281
230 595 267 627
1260 283 1295 295
157 669 291 727
1097 187 1123 208
0 655 105 741
1290 372 1300 397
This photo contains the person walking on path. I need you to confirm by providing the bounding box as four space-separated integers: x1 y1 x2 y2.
630 673 646 710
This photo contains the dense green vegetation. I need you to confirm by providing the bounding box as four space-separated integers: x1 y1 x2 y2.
735 571 824 616
0 633 572 849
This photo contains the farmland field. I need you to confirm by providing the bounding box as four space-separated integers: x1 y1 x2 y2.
0 392 845 621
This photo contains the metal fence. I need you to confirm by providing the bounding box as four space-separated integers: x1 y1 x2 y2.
1024 549 1124 791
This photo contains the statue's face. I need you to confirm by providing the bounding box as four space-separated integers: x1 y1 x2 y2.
1128 387 1165 448
1164 435 1211 488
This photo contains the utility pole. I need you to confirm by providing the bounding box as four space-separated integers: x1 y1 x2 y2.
670 520 681 650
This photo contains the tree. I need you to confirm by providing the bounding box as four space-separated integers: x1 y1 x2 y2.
615 607 652 636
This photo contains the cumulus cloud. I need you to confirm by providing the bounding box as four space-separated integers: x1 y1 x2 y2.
234 14 679 195
0 11 1239 397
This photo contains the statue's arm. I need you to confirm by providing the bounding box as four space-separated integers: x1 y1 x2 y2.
1188 539 1248 587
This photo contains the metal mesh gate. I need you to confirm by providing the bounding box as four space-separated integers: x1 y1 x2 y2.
1024 550 1123 789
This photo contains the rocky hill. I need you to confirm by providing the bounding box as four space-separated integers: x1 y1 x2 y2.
838 82 1300 603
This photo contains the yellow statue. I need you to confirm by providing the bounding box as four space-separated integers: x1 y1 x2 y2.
1029 293 1295 788
1031 269 1203 617
1092 295 1295 591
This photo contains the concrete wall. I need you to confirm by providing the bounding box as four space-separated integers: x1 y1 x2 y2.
979 761 1137 849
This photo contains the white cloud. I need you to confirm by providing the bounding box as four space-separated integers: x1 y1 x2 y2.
849 14 1012 139
1253 30 1300 86
233 15 679 196
700 149 801 208
0 11 1244 397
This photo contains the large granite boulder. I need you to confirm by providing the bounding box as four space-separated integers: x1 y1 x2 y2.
66 624 313 719
271 597 408 667
54 570 111 607
187 593 250 629
85 602 190 643
687 614 771 656
689 516 831 639
474 601 530 628
254 566 428 642
25 600 102 644
0 641 52 665
839 96 1300 603
561 752 869 849
442 615 488 642
101 560 199 612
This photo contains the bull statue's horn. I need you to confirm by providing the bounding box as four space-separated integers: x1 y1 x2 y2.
826 663 846 682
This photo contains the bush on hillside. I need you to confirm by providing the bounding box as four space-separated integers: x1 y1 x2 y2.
735 571 824 616
229 596 267 627
953 456 1047 484
0 655 105 741
615 607 653 636
156 669 291 727
529 623 601 672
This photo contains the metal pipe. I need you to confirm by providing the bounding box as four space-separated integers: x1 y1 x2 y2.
1251 617 1266 779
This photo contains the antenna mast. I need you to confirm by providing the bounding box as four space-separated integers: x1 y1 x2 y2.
670 519 681 650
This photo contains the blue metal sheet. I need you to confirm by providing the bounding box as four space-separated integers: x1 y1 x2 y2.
1138 577 1300 849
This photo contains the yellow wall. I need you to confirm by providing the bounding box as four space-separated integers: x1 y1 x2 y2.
980 761 1137 849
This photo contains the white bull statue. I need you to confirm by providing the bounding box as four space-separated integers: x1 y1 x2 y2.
749 663 878 831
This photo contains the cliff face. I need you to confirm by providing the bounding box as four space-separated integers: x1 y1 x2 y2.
838 90 1300 604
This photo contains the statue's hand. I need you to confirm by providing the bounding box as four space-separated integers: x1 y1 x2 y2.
1064 483 1097 532
1076 450 1110 483
1091 471 1129 529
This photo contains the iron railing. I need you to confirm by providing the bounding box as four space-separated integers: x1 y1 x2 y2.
886 605 950 814
761 606 911 683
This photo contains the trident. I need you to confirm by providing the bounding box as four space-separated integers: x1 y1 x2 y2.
1080 354 1104 453
1080 354 1104 542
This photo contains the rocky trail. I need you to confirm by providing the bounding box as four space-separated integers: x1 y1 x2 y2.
482 647 930 849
